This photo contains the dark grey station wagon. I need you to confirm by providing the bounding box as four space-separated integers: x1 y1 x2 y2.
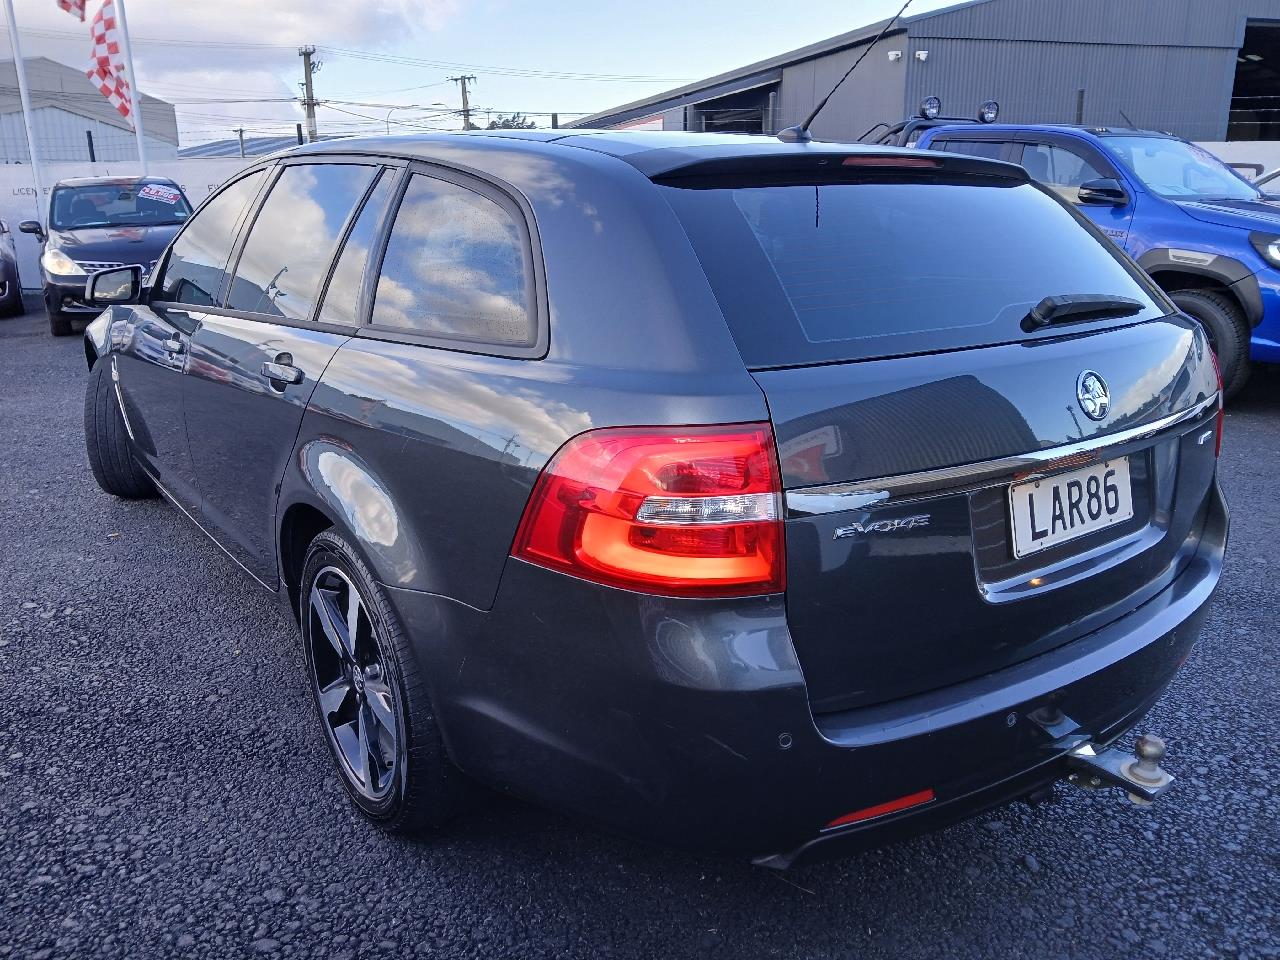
81 130 1227 867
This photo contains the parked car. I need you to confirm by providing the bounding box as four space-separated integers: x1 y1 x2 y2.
917 123 1279 398
21 176 192 336
0 219 24 317
80 131 1226 867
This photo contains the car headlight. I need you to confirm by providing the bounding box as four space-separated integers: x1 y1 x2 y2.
41 248 86 277
1249 232 1280 268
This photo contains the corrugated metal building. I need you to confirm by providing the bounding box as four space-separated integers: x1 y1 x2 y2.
571 0 1280 142
0 57 179 163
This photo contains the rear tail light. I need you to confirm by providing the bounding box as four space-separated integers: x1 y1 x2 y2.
1209 349 1224 458
512 423 785 598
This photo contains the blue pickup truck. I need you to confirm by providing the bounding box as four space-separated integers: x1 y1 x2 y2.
917 123 1280 397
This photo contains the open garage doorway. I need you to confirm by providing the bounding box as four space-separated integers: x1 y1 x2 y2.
1229 21 1280 140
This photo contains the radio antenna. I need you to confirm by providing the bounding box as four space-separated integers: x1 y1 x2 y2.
777 0 915 143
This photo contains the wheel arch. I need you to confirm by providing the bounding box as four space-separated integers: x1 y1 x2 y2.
278 438 433 620
278 499 336 621
1137 250 1262 327
83 310 115 370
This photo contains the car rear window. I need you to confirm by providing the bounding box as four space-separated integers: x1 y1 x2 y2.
662 179 1166 367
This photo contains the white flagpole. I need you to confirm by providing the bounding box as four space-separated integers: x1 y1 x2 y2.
1 0 46 223
111 0 147 174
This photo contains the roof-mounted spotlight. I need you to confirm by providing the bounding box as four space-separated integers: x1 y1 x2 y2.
978 100 1000 124
919 96 942 120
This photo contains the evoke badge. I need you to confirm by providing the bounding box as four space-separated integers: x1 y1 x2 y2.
1076 370 1110 421
834 514 931 539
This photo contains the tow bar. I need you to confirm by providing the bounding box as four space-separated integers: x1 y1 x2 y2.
1064 733 1173 805
1030 708 1175 805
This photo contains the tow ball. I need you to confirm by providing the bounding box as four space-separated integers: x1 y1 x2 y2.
1063 733 1174 805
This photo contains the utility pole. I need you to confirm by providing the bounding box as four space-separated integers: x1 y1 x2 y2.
236 127 245 158
299 45 321 142
448 75 477 130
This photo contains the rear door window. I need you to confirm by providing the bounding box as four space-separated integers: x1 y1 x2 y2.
157 170 265 306
1017 143 1109 203
369 173 535 348
226 163 377 322
316 171 396 326
663 178 1165 368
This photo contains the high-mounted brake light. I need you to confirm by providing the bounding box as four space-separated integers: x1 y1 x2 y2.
842 155 939 168
512 424 785 598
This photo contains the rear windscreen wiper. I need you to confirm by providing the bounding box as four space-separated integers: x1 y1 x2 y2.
1020 294 1145 333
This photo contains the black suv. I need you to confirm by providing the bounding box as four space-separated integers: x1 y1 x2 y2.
80 132 1226 867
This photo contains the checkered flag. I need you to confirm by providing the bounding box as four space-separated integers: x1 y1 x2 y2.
85 0 133 121
57 0 87 20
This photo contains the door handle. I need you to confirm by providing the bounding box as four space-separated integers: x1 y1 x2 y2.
261 359 304 386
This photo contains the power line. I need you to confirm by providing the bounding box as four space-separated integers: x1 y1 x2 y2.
0 26 692 82
319 46 692 82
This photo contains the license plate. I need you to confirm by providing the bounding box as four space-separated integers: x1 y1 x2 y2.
1008 458 1133 559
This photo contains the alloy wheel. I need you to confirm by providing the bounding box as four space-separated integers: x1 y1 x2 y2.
306 565 400 801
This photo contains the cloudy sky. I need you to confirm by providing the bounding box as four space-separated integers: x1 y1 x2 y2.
2 0 957 146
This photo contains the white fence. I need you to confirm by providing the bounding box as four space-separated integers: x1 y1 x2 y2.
3 159 253 289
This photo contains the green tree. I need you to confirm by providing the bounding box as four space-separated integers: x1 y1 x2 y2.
487 113 538 130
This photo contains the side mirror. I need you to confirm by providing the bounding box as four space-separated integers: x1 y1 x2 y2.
1078 177 1130 207
86 265 143 306
19 220 46 240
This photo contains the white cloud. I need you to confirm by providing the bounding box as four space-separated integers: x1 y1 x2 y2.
6 0 466 141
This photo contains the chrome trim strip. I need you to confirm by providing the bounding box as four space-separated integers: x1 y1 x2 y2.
109 357 136 443
785 394 1219 518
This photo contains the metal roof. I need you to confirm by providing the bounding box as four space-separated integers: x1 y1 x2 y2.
178 134 351 159
566 0 1003 129
0 57 179 145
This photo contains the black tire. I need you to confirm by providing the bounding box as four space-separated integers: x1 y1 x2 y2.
83 361 157 499
0 285 23 318
300 529 463 833
45 288 74 336
1170 288 1251 400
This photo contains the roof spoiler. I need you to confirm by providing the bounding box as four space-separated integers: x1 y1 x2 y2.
643 150 1031 184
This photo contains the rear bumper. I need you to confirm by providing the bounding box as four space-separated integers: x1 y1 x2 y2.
386 479 1227 864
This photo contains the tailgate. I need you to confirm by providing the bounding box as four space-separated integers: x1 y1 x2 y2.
761 318 1220 712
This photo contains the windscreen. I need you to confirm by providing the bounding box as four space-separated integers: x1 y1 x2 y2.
1102 137 1259 201
50 182 193 231
663 179 1166 367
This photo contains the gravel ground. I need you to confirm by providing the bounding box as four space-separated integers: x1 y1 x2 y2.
1 304 1277 960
